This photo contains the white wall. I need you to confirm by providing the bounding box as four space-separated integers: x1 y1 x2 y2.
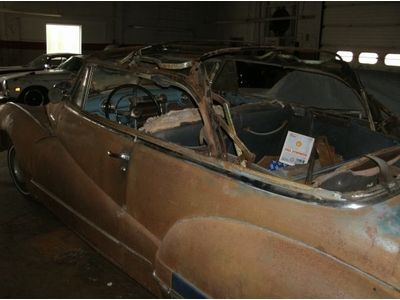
0 1 116 65
121 2 204 44
198 2 261 42
296 2 323 49
196 1 322 48
0 1 325 66
321 1 400 71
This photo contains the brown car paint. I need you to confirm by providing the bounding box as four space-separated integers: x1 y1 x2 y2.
1 48 400 297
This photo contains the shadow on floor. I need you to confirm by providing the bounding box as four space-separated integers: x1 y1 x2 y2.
0 152 154 298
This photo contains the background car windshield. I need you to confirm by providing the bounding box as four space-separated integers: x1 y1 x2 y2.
58 56 83 73
27 54 46 68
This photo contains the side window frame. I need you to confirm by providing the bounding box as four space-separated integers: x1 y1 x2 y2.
70 64 93 108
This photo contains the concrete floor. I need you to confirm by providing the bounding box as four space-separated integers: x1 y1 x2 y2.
0 151 154 298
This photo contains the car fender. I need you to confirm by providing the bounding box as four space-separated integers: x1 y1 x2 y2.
155 216 399 298
17 71 73 95
0 102 52 176
5 72 35 98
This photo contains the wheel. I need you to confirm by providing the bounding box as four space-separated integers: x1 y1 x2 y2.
7 145 31 196
21 87 48 106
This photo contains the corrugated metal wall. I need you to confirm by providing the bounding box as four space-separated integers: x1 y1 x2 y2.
320 1 400 69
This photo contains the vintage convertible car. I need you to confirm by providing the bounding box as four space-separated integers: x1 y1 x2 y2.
1 45 400 298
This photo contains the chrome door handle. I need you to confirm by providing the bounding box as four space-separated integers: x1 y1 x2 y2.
107 151 130 161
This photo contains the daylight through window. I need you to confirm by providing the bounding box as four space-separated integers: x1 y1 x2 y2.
46 24 82 54
336 51 353 62
384 54 400 67
358 52 378 64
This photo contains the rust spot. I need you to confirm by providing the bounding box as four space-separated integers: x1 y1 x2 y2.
365 223 378 241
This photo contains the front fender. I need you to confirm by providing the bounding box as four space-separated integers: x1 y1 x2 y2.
0 102 51 175
155 217 398 298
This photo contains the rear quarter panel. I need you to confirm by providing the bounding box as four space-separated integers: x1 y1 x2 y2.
126 142 400 297
156 217 398 298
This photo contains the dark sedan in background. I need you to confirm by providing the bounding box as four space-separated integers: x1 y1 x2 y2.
0 55 84 105
0 46 141 106
0 53 75 75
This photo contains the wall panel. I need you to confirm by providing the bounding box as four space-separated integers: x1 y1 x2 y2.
320 1 400 69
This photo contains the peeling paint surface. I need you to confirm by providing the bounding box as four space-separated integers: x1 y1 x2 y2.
379 205 400 237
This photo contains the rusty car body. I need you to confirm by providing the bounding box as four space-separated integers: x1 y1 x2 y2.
1 44 400 298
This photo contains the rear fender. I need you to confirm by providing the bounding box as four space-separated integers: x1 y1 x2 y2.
155 217 398 298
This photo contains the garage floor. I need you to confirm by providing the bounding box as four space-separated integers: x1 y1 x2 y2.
0 152 153 298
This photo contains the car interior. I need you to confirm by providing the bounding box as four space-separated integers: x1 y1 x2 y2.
81 63 400 193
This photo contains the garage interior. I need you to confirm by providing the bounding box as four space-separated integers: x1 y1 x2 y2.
1 1 400 298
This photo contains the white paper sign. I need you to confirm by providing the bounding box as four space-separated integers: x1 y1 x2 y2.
279 131 315 166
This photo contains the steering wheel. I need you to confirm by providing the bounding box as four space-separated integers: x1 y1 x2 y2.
103 84 161 125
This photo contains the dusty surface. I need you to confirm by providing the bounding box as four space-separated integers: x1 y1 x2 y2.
0 151 153 298
141 106 224 133
141 107 202 133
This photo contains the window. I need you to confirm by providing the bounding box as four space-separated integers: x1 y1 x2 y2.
57 56 83 73
336 51 353 62
47 56 68 68
83 66 138 117
46 24 82 54
384 54 400 67
73 67 90 107
358 52 378 64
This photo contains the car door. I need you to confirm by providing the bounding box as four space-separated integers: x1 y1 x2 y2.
59 66 134 205
30 64 140 264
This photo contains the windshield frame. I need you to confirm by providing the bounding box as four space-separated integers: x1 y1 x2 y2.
27 54 47 68
208 56 377 131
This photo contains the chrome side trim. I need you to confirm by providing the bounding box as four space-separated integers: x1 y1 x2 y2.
152 271 173 297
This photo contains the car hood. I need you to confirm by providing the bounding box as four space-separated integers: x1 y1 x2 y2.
0 69 68 81
0 71 33 81
0 65 40 74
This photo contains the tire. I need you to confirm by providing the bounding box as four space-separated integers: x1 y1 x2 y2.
21 87 48 106
7 145 31 197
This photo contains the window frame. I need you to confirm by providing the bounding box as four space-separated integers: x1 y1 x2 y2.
70 64 93 108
